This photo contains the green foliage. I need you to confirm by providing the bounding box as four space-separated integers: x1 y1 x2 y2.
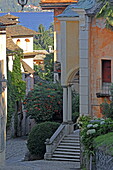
78 115 91 129
44 53 54 81
34 24 54 51
81 118 113 157
100 84 113 119
94 132 113 156
11 52 26 101
72 91 79 122
96 0 113 29
23 81 79 123
7 51 26 128
23 81 63 123
27 121 60 158
34 53 54 81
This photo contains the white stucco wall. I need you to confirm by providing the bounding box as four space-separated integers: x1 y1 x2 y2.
0 29 7 165
22 58 34 69
12 36 33 52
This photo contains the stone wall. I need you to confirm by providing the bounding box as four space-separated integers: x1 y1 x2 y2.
95 149 113 170
81 146 113 170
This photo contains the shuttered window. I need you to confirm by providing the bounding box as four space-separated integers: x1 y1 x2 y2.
102 60 111 83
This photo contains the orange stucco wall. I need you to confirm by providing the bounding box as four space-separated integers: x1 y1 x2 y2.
90 18 113 118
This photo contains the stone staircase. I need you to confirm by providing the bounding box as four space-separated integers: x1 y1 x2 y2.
51 129 80 162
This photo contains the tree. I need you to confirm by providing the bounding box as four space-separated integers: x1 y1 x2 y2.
34 53 54 81
34 24 54 51
96 0 113 29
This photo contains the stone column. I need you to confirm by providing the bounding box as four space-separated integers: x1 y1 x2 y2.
79 14 89 115
68 85 72 122
63 86 68 123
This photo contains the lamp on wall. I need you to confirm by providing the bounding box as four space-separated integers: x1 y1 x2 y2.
17 0 28 11
0 75 7 94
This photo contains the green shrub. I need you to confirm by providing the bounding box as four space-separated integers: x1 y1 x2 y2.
94 132 113 156
27 121 60 159
81 118 113 156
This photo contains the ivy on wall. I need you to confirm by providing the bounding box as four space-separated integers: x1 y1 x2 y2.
7 51 26 128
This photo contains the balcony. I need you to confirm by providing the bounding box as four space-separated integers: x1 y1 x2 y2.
96 82 112 98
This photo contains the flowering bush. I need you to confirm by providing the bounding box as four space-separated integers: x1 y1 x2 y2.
80 117 113 156
23 81 63 123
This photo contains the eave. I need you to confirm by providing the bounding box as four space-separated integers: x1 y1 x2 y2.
40 2 77 9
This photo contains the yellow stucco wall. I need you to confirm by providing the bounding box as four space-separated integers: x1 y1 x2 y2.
66 21 79 83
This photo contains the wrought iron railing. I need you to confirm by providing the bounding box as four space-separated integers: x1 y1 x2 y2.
96 79 112 97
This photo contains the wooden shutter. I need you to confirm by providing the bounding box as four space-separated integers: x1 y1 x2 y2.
102 60 111 83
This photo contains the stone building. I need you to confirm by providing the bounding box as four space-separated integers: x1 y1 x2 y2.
41 0 113 120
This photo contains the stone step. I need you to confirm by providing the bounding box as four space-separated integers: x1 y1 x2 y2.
52 154 80 161
51 130 81 162
64 136 80 140
54 151 80 155
56 148 80 152
57 145 80 149
51 157 80 162
60 142 80 146
62 139 80 143
67 134 79 137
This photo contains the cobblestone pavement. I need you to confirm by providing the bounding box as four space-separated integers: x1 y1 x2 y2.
0 137 80 170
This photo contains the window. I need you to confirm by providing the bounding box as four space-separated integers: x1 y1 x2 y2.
25 39 30 51
16 39 20 46
102 60 111 83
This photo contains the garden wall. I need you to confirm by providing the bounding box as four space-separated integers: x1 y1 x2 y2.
95 149 113 170
81 147 113 170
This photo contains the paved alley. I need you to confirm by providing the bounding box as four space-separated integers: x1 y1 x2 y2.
0 137 80 170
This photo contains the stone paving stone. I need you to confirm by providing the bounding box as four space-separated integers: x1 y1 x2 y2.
0 137 81 170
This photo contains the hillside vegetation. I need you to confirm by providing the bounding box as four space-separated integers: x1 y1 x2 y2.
0 0 40 12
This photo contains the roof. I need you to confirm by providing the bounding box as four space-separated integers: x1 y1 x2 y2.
0 14 20 24
21 59 35 74
40 0 78 9
57 4 79 17
33 50 49 54
0 16 16 26
6 25 39 37
3 13 19 19
23 50 49 57
57 0 104 18
6 37 22 52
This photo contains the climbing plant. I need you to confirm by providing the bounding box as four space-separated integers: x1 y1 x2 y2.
7 51 26 128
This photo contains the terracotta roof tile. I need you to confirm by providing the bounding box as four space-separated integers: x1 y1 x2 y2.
6 25 39 37
0 16 16 25
23 50 49 57
6 37 22 52
3 13 19 19
21 59 35 74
